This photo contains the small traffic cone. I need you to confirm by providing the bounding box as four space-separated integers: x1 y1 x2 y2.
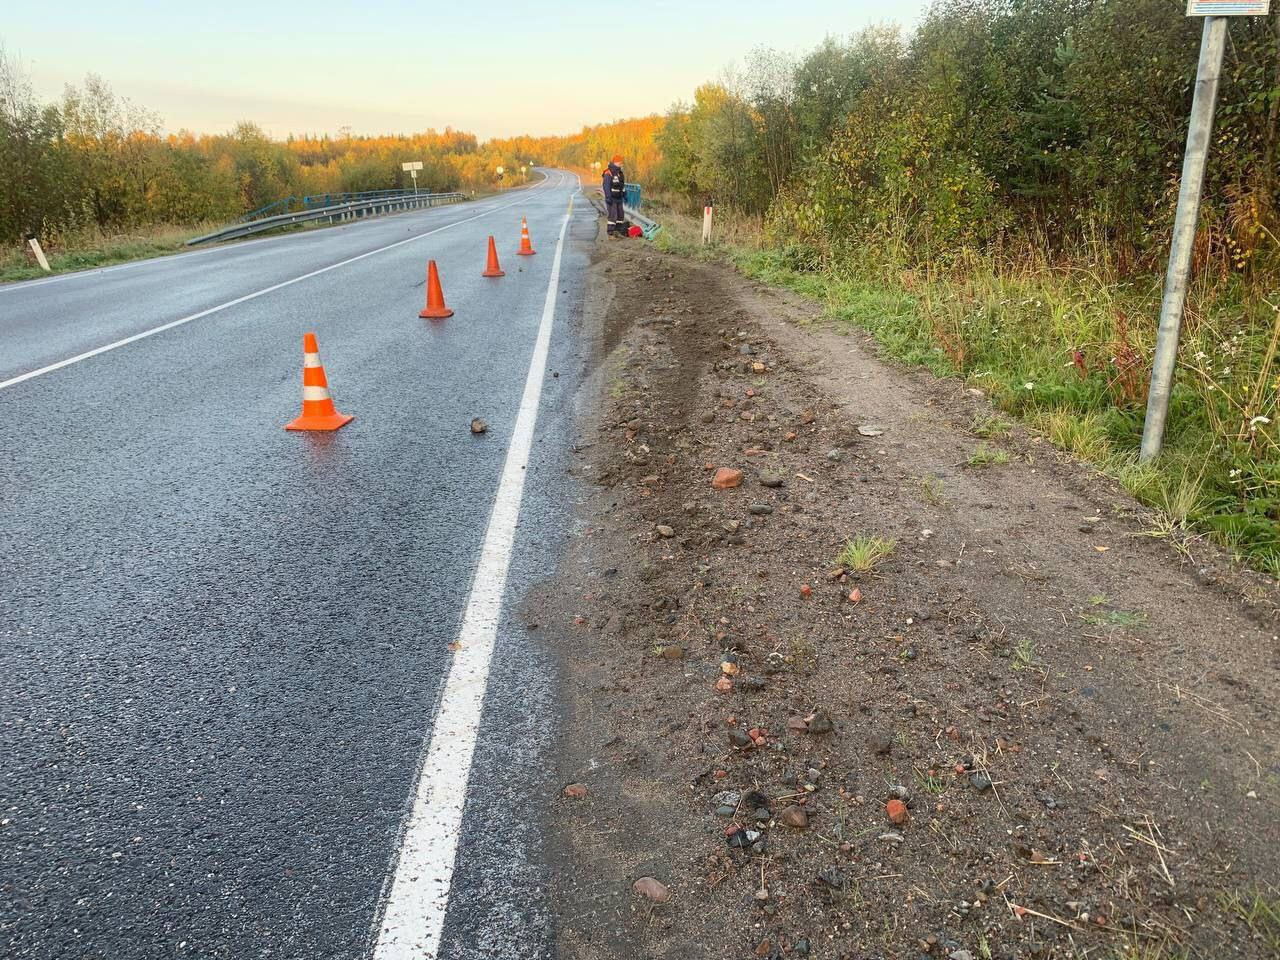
482 235 504 277
285 332 353 432
419 260 453 318
517 217 536 256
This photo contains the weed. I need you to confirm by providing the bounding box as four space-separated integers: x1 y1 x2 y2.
1081 607 1148 629
972 414 1012 438
968 444 1010 467
1011 638 1037 671
837 536 896 573
1221 887 1280 954
912 767 948 795
917 473 946 505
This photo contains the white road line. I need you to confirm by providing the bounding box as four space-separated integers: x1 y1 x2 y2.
371 198 573 960
0 191 542 393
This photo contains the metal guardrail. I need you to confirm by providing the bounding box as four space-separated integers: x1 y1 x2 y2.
186 191 467 246
624 204 660 239
239 188 432 223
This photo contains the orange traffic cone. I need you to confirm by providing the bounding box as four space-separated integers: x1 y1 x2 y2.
482 235 505 277
284 332 354 432
517 217 536 256
419 260 453 318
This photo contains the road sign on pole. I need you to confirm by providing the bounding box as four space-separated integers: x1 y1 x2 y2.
1186 1 1268 14
1139 13 1242 461
401 160 423 195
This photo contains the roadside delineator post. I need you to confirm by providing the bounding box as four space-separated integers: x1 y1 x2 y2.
419 260 454 318
284 332 354 431
482 235 505 277
517 217 536 256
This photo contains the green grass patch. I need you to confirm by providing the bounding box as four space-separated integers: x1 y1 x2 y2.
968 444 1010 467
837 535 896 573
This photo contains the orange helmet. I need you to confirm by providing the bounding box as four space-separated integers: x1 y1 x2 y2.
611 154 623 164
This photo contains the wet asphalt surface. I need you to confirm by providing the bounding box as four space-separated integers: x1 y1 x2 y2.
0 171 596 958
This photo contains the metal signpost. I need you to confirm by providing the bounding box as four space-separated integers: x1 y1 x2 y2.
401 160 423 194
1140 1 1271 461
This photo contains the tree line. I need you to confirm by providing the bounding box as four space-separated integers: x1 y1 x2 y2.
0 45 658 245
651 0 1280 275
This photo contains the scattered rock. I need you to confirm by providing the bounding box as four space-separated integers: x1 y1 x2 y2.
658 644 684 660
470 418 488 434
779 806 809 828
805 710 834 734
857 424 885 437
656 524 675 538
632 876 671 903
749 503 774 515
712 467 743 490
564 783 588 799
758 471 785 488
886 799 910 825
970 773 993 793
728 728 753 749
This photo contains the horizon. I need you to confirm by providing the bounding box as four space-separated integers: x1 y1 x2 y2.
3 0 929 141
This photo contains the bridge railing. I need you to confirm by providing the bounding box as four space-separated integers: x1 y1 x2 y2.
239 188 441 223
188 191 467 246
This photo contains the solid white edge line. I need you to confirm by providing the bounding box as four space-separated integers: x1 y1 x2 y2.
0 176 562 393
370 196 573 960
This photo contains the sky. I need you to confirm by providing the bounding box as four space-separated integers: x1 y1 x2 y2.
3 0 930 141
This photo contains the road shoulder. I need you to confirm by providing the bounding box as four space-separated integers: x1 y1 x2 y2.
534 238 1280 960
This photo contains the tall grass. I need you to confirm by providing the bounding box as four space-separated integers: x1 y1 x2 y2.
0 223 217 282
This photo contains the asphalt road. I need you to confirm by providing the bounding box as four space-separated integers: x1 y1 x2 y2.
0 170 596 958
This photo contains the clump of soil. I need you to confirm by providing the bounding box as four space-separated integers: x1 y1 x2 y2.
534 239 1280 960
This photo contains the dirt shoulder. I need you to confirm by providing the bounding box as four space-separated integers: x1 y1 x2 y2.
531 237 1280 960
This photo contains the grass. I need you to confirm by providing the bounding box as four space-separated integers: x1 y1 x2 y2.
647 193 1280 578
917 473 946 505
0 223 221 283
912 767 948 795
837 535 896 573
968 444 1010 467
1011 637 1037 671
1081 608 1148 628
972 414 1012 438
1221 887 1280 954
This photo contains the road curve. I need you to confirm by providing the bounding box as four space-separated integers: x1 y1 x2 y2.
0 169 595 959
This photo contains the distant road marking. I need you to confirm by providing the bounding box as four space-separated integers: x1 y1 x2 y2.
371 197 574 960
0 187 553 393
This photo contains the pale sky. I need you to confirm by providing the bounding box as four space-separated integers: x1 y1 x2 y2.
3 0 930 140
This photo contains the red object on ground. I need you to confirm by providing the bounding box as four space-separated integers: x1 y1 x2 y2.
628 225 642 237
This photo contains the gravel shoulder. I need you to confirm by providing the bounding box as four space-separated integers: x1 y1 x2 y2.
530 237 1280 960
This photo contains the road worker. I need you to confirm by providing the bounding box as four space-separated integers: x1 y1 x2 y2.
602 155 626 236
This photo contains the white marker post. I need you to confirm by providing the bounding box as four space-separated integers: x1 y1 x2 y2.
701 201 714 246
27 237 51 271
400 160 423 195
1140 2 1270 461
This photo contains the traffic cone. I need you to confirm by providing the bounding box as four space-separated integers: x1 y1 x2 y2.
517 217 536 256
482 235 504 277
419 260 453 318
284 332 354 432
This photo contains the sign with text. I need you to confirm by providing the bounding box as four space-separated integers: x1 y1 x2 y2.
1187 1 1269 15
401 161 423 171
